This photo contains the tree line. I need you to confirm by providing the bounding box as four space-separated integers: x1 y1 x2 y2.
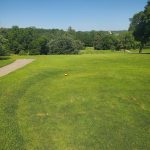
0 27 85 55
0 27 137 55
0 1 149 56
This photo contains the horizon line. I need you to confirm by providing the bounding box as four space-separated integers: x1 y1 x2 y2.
0 26 128 32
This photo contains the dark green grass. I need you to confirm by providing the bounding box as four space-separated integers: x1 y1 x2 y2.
0 53 150 150
79 47 114 54
80 47 150 55
130 49 150 53
0 56 15 67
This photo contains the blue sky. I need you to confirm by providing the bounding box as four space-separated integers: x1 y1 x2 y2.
0 0 147 31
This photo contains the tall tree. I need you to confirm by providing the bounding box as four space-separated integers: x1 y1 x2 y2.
67 26 76 38
0 35 9 56
94 32 117 50
117 32 137 51
129 1 150 53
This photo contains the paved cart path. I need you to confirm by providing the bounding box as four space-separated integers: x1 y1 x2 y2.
0 59 34 77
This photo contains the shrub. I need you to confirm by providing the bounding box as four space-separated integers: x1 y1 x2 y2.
48 37 79 54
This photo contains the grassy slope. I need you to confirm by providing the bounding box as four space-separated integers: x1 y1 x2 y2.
0 53 150 150
0 56 16 68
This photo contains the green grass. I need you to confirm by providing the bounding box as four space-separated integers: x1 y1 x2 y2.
129 49 150 53
0 53 150 150
0 56 16 67
80 47 150 55
80 47 114 54
0 55 36 68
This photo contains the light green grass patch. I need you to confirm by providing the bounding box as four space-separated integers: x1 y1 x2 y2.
80 47 114 54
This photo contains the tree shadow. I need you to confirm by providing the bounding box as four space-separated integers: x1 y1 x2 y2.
130 52 150 55
139 53 150 54
0 56 11 60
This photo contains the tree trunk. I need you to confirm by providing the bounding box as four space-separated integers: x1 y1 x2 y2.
139 43 144 53
139 47 142 53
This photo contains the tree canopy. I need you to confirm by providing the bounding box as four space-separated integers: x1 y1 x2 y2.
0 35 9 56
0 24 143 56
129 1 150 53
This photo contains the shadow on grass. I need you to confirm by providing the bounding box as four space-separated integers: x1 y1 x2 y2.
139 53 150 54
129 52 150 54
0 56 11 60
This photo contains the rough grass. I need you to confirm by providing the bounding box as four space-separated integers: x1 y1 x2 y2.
79 47 114 54
130 49 150 53
0 56 15 67
0 53 150 150
80 47 150 55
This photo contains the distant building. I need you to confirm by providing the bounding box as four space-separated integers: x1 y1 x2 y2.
108 31 112 35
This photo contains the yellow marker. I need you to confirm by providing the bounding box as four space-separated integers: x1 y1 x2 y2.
65 73 68 76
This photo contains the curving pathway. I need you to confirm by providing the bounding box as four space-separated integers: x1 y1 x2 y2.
0 59 34 77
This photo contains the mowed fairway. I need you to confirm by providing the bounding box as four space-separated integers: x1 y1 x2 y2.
0 53 150 150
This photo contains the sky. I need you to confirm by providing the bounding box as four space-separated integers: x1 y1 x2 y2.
0 0 148 31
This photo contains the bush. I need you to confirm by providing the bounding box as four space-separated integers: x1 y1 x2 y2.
48 37 80 54
18 50 28 55
73 40 85 50
94 34 117 50
29 37 49 55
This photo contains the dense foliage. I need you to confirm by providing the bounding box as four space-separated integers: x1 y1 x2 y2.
0 35 9 56
0 27 85 55
48 37 81 54
94 32 138 51
0 26 139 56
129 1 150 53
